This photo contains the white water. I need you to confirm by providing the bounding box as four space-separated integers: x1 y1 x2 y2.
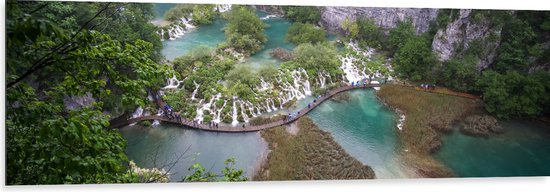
231 101 239 126
260 15 278 20
129 107 144 126
163 74 184 89
191 81 200 100
397 114 406 131
216 4 232 13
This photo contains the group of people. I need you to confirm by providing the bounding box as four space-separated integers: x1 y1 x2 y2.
351 80 368 87
164 104 182 122
420 83 436 90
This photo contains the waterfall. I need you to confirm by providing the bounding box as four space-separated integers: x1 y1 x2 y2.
231 101 239 126
163 74 183 89
270 98 277 111
129 107 144 126
339 40 377 84
260 15 278 20
191 81 200 100
132 107 144 118
239 101 250 123
213 100 226 123
264 100 272 112
258 78 270 92
216 4 232 13
152 120 160 127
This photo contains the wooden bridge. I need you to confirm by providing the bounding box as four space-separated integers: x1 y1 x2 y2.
110 84 381 133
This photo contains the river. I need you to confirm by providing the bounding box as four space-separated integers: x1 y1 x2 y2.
119 3 550 182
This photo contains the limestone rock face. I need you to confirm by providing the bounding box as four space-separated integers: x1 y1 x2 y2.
431 10 504 71
319 6 439 34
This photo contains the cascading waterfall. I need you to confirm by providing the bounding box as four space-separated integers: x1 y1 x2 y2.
212 100 226 123
239 101 250 123
258 78 270 92
231 101 239 126
340 40 374 83
216 4 232 12
191 81 200 100
129 107 144 126
163 74 184 89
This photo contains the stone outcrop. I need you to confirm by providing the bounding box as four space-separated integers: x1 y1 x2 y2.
431 10 504 71
319 6 439 34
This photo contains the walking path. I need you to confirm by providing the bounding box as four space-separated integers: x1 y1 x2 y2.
110 84 381 132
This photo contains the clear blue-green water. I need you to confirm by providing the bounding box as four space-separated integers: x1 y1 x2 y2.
121 3 550 181
434 120 550 177
119 125 268 182
152 3 177 20
306 89 413 178
161 18 228 61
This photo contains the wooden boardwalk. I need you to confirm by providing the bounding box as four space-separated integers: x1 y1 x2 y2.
110 84 380 133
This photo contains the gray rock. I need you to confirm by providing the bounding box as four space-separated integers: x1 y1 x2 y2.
319 6 439 34
431 10 504 71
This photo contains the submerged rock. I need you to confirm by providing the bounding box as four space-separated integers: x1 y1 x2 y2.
460 115 503 137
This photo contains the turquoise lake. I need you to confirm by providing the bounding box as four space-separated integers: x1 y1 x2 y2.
435 120 550 177
120 3 550 181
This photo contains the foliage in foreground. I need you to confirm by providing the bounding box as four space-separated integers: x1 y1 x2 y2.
5 1 174 184
183 158 248 182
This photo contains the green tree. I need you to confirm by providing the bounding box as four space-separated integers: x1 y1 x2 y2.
225 65 260 88
439 57 478 92
283 43 341 80
164 4 194 22
286 22 327 45
475 70 549 118
393 36 437 81
389 19 416 54
182 158 248 182
258 64 279 82
282 6 321 24
6 1 172 184
192 4 217 25
342 17 385 49
224 6 267 55
493 18 541 73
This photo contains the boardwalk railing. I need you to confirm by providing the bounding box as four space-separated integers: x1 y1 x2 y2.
110 84 380 132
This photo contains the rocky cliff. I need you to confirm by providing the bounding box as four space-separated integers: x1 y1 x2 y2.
319 6 439 34
431 10 504 71
320 7 507 70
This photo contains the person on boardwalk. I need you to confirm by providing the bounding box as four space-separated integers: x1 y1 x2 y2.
242 124 245 129
308 103 311 109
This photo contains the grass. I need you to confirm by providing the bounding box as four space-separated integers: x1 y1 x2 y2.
254 117 375 180
377 84 485 177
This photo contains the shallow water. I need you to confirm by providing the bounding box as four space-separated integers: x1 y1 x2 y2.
119 125 268 182
434 120 550 177
124 3 550 181
306 89 413 178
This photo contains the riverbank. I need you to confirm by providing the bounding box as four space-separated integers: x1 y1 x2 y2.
376 84 485 177
254 117 375 180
